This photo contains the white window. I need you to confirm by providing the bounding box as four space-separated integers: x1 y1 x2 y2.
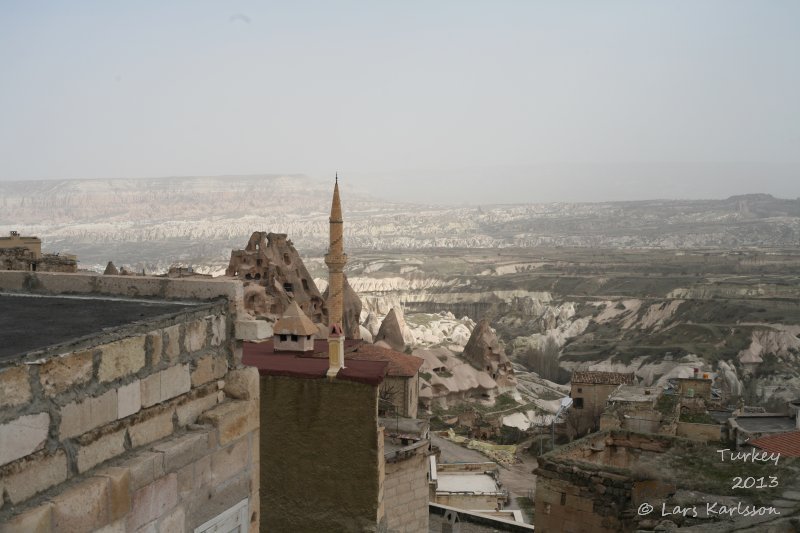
194 499 249 533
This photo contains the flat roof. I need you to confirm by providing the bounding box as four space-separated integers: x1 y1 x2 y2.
0 293 197 361
609 385 659 403
437 473 501 494
735 415 798 433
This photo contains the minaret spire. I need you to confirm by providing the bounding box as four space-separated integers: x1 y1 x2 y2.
325 174 347 334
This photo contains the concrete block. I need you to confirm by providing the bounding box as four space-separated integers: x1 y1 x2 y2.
0 365 32 408
2 450 68 504
96 467 132 522
153 432 208 472
0 502 52 533
129 408 174 448
222 367 259 400
195 454 212 489
184 319 208 353
175 389 219 426
141 371 161 408
210 438 249 485
98 335 146 383
59 388 117 439
118 379 142 418
122 451 164 491
0 412 50 466
126 473 178 531
159 504 185 533
160 364 191 401
51 476 110 532
163 324 181 361
210 315 227 346
199 400 257 446
235 319 272 340
94 519 126 533
177 462 195 498
39 350 93 396
191 355 228 387
77 427 128 473
148 331 163 364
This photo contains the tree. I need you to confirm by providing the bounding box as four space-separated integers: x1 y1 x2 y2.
525 336 560 381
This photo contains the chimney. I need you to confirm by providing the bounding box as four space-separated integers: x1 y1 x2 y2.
327 323 345 378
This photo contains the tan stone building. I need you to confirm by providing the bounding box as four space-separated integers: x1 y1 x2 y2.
0 271 259 532
0 231 76 272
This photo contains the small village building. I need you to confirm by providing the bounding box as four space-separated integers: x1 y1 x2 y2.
570 371 635 413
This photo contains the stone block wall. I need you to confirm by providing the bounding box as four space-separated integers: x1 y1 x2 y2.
675 421 722 442
383 442 429 533
0 273 259 532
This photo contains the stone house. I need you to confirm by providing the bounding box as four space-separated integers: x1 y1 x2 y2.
0 271 260 532
0 231 76 272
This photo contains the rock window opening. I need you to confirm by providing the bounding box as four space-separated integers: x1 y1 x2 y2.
302 279 309 290
283 253 291 265
560 493 566 505
283 283 293 292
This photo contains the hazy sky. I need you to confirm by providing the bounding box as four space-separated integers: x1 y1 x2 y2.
1 1 798 203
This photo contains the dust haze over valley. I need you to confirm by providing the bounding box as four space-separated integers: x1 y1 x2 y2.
3 174 800 415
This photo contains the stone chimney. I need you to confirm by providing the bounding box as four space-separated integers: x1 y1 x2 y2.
327 323 345 378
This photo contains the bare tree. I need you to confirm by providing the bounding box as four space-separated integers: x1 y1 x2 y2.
526 336 560 381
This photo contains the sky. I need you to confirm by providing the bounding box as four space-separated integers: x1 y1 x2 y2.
0 1 798 204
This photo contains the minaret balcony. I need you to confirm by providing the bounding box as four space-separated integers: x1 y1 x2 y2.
324 253 348 266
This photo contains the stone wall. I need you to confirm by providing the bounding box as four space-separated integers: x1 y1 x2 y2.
383 375 419 419
676 421 722 442
383 442 429 533
0 248 76 273
0 273 259 532
260 375 385 532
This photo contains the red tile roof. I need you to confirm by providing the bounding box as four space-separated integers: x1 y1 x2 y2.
572 371 635 385
340 344 423 378
242 351 388 386
750 430 800 457
243 339 422 378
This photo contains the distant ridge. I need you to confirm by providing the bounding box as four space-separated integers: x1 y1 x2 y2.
0 175 798 269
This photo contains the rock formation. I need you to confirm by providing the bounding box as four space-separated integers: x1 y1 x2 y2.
226 232 324 322
322 274 362 339
462 319 515 388
375 308 406 352
104 261 119 275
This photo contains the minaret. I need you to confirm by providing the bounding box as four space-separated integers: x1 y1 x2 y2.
325 173 347 331
325 174 347 377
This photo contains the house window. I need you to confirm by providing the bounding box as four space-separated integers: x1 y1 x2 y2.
577 387 582 393
280 334 288 342
194 498 249 533
574 398 584 409
291 334 298 342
